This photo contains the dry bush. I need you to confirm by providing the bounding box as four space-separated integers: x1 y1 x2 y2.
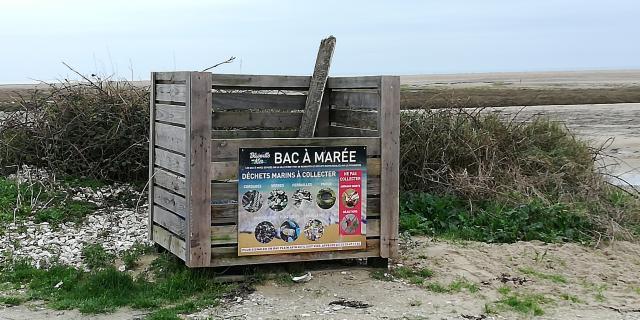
0 76 149 181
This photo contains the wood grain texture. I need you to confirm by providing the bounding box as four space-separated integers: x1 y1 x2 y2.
211 137 381 160
185 72 212 267
330 109 378 129
155 72 189 83
327 76 380 89
212 112 302 129
299 36 336 137
148 73 157 241
212 93 306 110
154 122 186 153
153 205 186 238
378 76 401 259
211 129 298 139
153 186 186 216
210 239 380 267
154 148 186 175
329 125 379 137
155 104 186 125
212 74 311 89
153 224 186 260
154 168 186 195
155 84 187 103
329 91 379 109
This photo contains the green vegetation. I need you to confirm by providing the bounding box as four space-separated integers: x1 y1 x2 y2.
494 292 550 316
424 277 478 294
0 295 26 306
0 254 230 318
560 293 582 303
121 242 153 270
371 266 434 284
0 177 96 225
82 244 115 271
519 267 567 284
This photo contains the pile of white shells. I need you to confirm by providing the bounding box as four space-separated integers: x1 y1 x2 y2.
0 166 151 269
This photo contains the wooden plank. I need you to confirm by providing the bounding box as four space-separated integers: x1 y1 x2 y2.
155 122 186 153
211 197 381 224
315 88 331 136
153 224 186 260
329 91 379 109
212 93 307 110
211 224 238 245
154 168 186 195
330 109 378 129
155 72 188 82
153 186 186 215
211 129 297 139
327 76 380 89
212 112 302 129
185 72 212 267
212 74 311 89
155 84 187 103
153 205 186 238
299 36 336 137
211 157 381 181
148 73 157 241
155 104 186 125
378 76 401 259
211 176 379 202
210 239 380 267
211 137 381 160
154 148 186 175
329 125 379 137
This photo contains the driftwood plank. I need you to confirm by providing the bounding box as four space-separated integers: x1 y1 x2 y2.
153 205 186 238
329 125 379 137
212 74 311 89
299 36 336 137
210 239 380 267
153 186 186 216
212 112 302 129
155 72 188 83
153 224 186 260
211 129 298 139
185 72 212 267
327 76 380 89
378 76 401 259
154 168 186 195
155 84 187 103
211 157 381 181
211 137 381 160
329 91 379 109
155 122 186 154
330 109 378 129
155 104 186 125
148 73 157 241
154 148 186 175
212 93 307 110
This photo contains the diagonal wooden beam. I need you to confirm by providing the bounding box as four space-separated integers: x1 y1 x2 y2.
298 36 336 137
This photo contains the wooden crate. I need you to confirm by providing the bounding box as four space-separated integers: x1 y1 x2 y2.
149 71 400 267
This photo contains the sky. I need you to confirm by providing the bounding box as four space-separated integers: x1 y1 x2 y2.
1 0 639 83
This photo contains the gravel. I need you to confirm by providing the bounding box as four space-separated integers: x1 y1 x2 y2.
0 167 151 269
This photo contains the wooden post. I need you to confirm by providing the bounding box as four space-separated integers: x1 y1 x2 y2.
148 72 157 241
378 76 400 258
298 36 336 137
185 72 212 267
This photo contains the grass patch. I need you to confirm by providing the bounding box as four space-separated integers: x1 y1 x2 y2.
0 255 230 317
560 293 582 303
0 295 27 306
424 277 478 294
519 267 568 284
494 292 550 316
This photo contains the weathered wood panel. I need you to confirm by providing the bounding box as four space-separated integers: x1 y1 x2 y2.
155 84 187 103
212 74 311 89
329 91 379 109
148 73 157 241
212 93 306 110
330 109 378 129
154 148 186 175
212 112 302 129
211 129 298 139
154 168 186 195
155 104 186 125
211 157 381 181
211 197 380 224
153 186 186 215
155 72 188 83
211 137 381 160
155 122 186 153
329 125 379 137
185 72 212 267
299 36 335 138
378 76 401 259
327 76 380 89
153 224 186 260
210 239 380 267
153 205 186 238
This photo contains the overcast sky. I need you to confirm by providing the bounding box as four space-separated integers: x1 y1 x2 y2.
1 0 639 83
